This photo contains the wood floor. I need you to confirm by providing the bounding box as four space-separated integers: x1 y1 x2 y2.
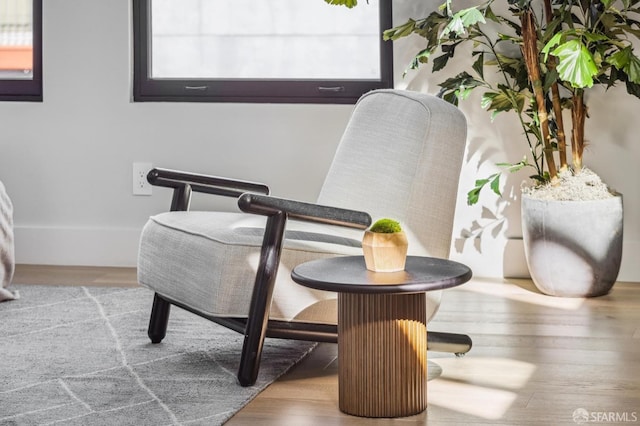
12 265 640 425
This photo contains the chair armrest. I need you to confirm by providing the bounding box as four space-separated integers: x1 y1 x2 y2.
237 192 371 229
147 168 270 198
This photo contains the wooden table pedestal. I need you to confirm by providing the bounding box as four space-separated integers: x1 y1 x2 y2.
338 292 427 417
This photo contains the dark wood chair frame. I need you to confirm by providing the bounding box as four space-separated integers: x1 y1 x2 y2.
144 168 472 387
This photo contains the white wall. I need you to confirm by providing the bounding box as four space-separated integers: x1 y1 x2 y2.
0 0 638 282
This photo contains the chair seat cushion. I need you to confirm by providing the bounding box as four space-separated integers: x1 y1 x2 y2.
138 211 363 322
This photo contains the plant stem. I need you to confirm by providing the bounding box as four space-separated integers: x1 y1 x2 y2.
544 0 568 171
571 89 586 171
475 29 544 178
520 8 558 179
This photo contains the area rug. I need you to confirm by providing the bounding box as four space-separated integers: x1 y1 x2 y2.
0 285 316 425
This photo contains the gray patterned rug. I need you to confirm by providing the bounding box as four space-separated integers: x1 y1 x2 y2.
0 285 316 425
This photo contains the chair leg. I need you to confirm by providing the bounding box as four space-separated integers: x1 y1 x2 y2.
148 293 171 344
238 330 263 387
238 213 287 386
427 331 472 356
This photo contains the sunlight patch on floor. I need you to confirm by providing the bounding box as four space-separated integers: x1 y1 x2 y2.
461 278 585 310
427 357 536 419
433 357 536 390
428 379 518 419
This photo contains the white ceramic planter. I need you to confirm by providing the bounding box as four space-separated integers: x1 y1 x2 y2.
521 193 623 297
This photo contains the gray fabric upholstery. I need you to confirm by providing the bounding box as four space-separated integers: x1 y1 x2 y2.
139 212 362 321
0 180 16 302
138 89 468 323
318 89 467 259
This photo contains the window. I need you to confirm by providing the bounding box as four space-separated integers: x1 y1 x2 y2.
0 0 42 101
133 0 393 104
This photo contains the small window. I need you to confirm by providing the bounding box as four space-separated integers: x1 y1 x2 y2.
0 0 42 102
133 0 393 104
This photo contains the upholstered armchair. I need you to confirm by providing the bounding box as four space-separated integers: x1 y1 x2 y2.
137 89 470 386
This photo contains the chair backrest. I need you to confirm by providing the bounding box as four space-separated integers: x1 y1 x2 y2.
317 89 467 259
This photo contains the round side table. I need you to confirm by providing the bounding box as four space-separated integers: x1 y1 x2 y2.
291 255 472 418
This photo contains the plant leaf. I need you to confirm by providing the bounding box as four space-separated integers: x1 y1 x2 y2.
467 174 501 205
542 32 562 53
432 42 460 72
472 52 485 78
625 79 640 97
383 19 417 41
433 53 452 72
324 0 361 8
467 187 482 205
489 174 502 196
403 47 432 76
442 6 486 37
551 39 598 88
609 47 640 84
481 89 526 114
438 72 485 103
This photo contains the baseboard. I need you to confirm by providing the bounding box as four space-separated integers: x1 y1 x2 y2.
12 226 640 282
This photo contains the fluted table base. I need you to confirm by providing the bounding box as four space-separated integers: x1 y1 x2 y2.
338 292 427 417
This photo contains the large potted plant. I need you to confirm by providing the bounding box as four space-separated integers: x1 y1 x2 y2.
326 0 640 296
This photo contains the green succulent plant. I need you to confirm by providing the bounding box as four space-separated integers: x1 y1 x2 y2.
369 218 403 233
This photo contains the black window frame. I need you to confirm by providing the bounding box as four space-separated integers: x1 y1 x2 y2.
132 0 393 104
0 0 43 102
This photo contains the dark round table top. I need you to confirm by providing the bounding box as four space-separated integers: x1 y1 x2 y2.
291 256 472 294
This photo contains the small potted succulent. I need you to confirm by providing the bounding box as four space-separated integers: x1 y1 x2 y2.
362 218 409 272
